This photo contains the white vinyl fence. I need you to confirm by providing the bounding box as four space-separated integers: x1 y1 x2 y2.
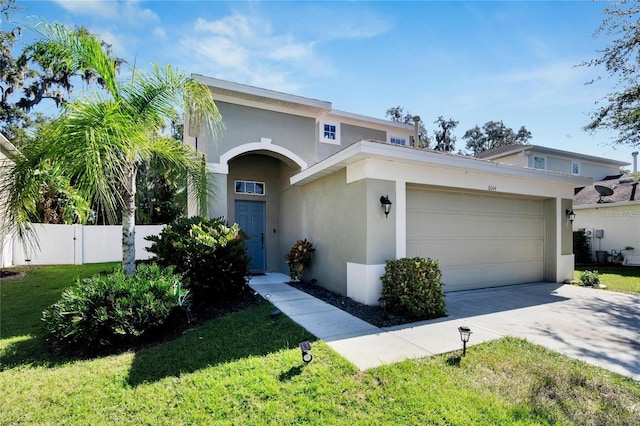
2 224 165 267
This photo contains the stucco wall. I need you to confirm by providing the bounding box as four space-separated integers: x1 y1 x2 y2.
300 169 367 295
573 202 640 261
316 123 387 161
207 101 316 166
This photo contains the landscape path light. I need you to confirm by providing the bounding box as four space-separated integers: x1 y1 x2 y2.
299 341 312 363
458 326 472 356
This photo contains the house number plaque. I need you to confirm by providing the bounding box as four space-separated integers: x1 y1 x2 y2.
488 185 497 191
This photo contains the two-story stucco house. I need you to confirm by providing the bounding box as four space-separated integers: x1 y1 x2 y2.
186 76 589 305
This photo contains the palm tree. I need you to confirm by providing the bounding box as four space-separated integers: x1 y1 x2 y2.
0 22 222 274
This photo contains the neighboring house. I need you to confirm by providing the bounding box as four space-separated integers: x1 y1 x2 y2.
477 144 629 182
572 152 640 265
0 133 19 268
187 76 589 305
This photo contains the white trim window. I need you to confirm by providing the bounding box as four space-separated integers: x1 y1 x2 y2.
235 180 265 195
533 156 547 170
389 135 407 146
320 121 340 145
571 161 581 175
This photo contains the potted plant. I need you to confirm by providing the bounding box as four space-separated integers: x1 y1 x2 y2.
285 239 315 281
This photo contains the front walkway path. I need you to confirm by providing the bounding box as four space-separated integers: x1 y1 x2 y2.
249 273 640 381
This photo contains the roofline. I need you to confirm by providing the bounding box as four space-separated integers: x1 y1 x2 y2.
192 74 333 111
193 75 411 131
329 109 414 131
291 140 592 186
484 144 630 166
0 133 21 160
574 200 640 210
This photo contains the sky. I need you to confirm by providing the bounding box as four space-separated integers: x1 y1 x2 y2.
7 0 638 165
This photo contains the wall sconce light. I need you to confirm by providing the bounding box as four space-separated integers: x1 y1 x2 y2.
380 195 392 218
458 326 472 356
566 209 576 223
299 341 312 363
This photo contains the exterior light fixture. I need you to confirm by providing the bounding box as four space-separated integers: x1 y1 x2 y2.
380 195 392 218
566 209 576 223
458 326 472 356
299 341 312 363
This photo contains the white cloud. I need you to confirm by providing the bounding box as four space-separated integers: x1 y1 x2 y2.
53 0 158 26
153 27 166 38
54 0 119 19
180 11 331 92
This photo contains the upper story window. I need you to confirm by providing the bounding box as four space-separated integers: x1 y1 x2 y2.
235 180 265 195
533 156 547 170
389 136 407 146
319 121 340 145
571 161 581 175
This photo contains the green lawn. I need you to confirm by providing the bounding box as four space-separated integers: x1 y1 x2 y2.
2 264 639 425
575 265 640 294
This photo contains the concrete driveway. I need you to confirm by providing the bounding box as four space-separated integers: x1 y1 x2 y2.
442 283 640 380
250 275 640 380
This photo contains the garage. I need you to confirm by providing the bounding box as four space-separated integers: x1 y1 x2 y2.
406 185 545 291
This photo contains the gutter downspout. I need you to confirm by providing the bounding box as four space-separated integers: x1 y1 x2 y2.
413 115 421 148
632 151 638 173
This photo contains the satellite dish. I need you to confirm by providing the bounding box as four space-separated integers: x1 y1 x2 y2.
595 185 614 203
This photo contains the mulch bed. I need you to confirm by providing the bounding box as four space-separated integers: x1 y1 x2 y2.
286 279 414 328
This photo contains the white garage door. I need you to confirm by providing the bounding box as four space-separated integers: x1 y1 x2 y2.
406 186 545 291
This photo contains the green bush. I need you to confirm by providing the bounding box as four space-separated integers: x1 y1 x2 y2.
42 264 181 353
146 216 249 301
381 257 446 321
580 270 601 287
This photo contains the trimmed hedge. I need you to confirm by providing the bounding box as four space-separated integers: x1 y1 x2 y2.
42 264 181 353
146 216 249 301
380 257 446 320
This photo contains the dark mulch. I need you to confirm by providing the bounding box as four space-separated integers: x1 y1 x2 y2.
0 270 24 280
287 279 414 328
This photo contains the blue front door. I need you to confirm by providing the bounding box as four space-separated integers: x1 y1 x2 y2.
235 200 266 271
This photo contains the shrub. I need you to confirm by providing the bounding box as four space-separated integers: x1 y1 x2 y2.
380 257 446 320
285 239 315 281
580 270 601 287
42 264 181 353
146 216 249 301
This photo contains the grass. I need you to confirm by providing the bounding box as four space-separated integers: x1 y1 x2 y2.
575 264 640 294
2 264 640 425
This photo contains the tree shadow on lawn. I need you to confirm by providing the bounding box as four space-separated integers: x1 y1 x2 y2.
126 302 315 387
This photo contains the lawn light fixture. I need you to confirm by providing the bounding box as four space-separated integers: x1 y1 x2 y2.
566 209 576 223
458 326 472 356
299 341 312 363
380 195 392 218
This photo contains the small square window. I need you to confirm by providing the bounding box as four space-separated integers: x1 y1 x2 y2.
533 156 546 170
246 182 255 194
324 124 336 140
255 182 264 195
320 122 340 144
390 136 406 145
235 181 245 193
571 161 580 175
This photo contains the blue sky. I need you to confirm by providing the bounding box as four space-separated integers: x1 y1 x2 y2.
9 0 637 165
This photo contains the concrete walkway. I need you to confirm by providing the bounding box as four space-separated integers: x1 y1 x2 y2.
249 274 640 381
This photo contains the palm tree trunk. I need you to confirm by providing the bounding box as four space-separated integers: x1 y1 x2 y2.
122 166 137 275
